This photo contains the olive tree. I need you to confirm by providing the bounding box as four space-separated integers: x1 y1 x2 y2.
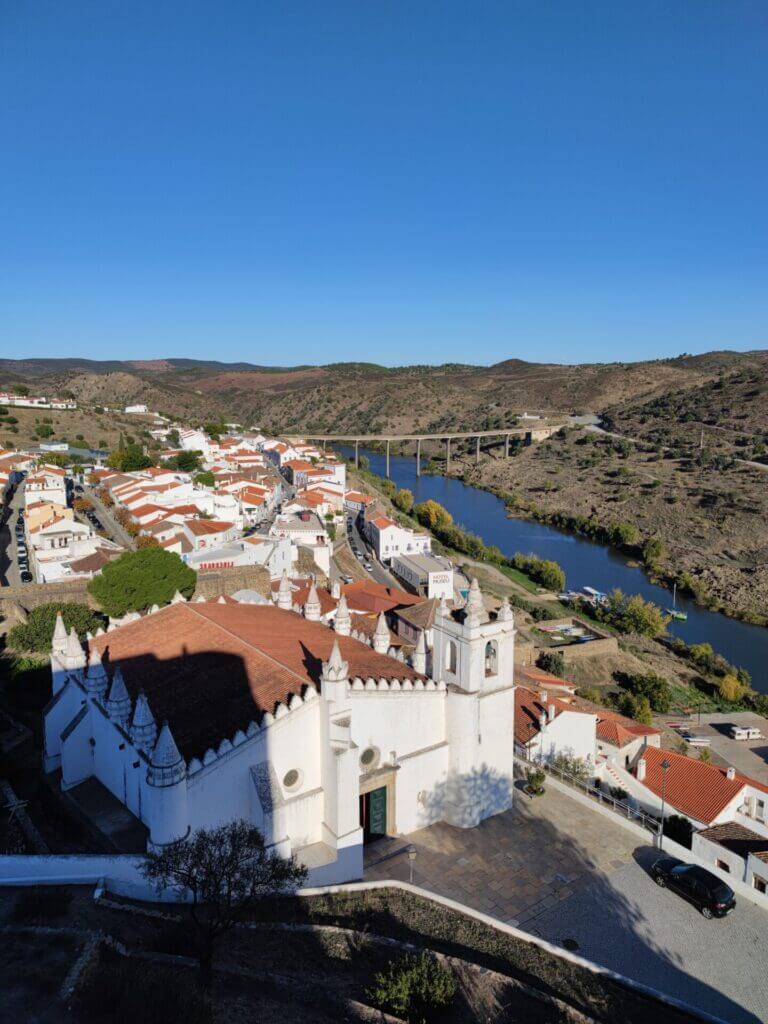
142 820 307 985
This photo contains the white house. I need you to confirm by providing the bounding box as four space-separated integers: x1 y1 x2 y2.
514 686 597 767
43 579 516 885
24 465 69 509
124 404 149 414
367 515 432 564
391 553 454 600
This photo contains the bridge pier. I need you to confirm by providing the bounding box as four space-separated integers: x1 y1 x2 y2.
445 438 451 472
476 436 480 464
354 439 359 468
505 433 510 458
386 440 390 478
416 438 421 477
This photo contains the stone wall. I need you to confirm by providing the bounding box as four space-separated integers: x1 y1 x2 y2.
531 617 618 662
0 564 271 620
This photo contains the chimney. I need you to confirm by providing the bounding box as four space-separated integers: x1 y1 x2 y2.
539 711 547 732
331 578 341 600
548 704 556 723
726 766 736 781
637 758 646 782
539 690 548 704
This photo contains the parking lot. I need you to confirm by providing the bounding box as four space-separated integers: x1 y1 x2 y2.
679 712 768 786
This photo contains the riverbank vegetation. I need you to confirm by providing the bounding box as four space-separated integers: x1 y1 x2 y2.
426 424 768 627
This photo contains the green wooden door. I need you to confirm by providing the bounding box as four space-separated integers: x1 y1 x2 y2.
368 786 387 836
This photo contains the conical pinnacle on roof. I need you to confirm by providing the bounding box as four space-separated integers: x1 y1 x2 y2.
465 578 484 624
151 721 183 769
415 630 427 653
131 690 155 729
107 666 130 706
374 612 389 638
65 627 84 660
498 595 513 622
323 638 349 682
52 612 68 650
87 645 107 678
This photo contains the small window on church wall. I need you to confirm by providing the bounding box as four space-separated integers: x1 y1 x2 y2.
485 641 498 677
360 747 380 771
283 769 302 791
445 640 457 674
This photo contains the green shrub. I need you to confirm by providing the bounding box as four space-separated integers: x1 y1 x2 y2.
88 548 196 617
7 602 102 654
525 767 546 795
622 672 672 712
663 814 693 849
367 952 457 1024
536 650 566 678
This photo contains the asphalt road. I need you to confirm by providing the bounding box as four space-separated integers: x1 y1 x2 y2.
0 484 26 588
346 513 399 587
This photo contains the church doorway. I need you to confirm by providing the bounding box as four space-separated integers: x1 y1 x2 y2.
359 786 387 842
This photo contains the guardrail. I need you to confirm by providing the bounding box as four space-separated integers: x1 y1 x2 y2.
516 751 661 835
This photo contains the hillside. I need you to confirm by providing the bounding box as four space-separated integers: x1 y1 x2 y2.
2 350 766 438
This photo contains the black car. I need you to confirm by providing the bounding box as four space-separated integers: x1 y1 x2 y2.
652 858 736 918
19 570 33 583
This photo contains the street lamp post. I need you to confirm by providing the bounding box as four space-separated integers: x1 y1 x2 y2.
407 844 417 885
658 758 671 851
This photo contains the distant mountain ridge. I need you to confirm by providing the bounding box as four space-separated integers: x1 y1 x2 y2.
1 350 765 437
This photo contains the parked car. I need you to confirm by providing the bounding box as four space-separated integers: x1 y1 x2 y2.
364 562 373 572
652 858 735 918
682 734 711 747
20 570 33 583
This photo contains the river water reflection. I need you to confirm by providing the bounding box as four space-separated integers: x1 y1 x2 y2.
337 446 768 692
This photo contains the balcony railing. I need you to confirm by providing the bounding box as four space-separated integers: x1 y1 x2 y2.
516 750 661 836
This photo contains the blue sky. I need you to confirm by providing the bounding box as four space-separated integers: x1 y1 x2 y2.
1 1 766 367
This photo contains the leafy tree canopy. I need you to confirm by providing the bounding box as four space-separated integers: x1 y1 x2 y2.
164 450 202 473
142 820 306 985
88 548 196 617
7 602 102 653
414 499 453 532
107 443 154 472
393 488 414 514
194 471 215 487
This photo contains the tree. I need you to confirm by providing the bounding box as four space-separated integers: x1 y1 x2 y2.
536 650 566 678
642 536 665 566
367 952 457 1024
107 443 154 472
393 488 414 514
142 820 306 985
633 695 653 726
74 497 93 512
414 500 453 532
603 589 668 637
525 766 546 795
136 534 160 549
194 471 215 487
88 548 196 617
35 423 54 439
623 672 672 712
12 384 29 396
7 602 102 653
610 521 639 547
165 450 202 473
718 674 746 702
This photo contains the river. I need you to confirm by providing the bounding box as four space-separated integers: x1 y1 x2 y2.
337 446 768 692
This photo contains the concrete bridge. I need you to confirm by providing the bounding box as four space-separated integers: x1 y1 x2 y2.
284 425 561 477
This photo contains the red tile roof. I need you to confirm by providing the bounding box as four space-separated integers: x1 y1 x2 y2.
634 746 766 824
184 518 234 536
697 822 768 862
90 603 425 760
342 580 423 615
514 686 591 745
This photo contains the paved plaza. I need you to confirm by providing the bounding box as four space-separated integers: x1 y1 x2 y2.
365 782 638 926
366 782 768 1024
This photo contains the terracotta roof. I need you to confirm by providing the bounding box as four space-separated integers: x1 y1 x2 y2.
634 746 758 825
344 491 373 505
68 549 115 573
372 516 397 530
184 519 235 536
269 577 337 616
396 599 438 631
515 666 576 692
90 603 426 760
283 459 315 471
342 580 423 615
697 822 768 862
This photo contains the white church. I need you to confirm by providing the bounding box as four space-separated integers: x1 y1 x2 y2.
43 579 516 884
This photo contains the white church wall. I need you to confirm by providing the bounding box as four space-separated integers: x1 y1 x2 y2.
60 711 93 790
395 742 450 833
349 690 446 766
